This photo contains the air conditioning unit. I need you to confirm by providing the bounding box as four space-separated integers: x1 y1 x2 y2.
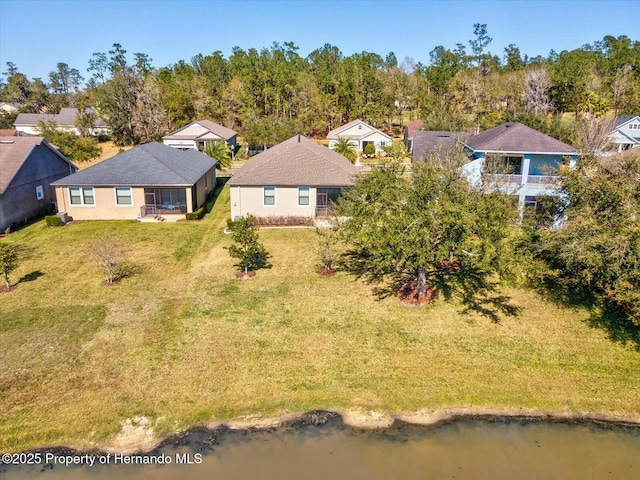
56 212 68 224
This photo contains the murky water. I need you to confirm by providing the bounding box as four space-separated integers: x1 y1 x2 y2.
2 416 639 479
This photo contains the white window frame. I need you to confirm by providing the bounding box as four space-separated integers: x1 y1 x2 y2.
298 187 310 206
69 187 95 206
263 186 276 206
114 187 133 206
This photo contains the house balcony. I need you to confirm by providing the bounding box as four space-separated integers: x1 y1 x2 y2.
486 174 557 187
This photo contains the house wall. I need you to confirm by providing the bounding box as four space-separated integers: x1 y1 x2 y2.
163 139 198 150
230 186 317 220
193 167 216 209
359 131 393 151
54 186 146 221
528 154 564 175
0 144 76 230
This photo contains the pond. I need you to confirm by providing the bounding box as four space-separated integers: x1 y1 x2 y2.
3 414 639 479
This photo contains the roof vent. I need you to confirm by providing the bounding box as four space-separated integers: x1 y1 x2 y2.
298 134 301 143
0 140 15 144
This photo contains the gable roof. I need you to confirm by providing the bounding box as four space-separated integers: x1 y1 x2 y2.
327 119 392 141
163 120 237 141
51 142 215 187
229 134 358 187
466 122 578 155
412 131 470 162
0 136 76 194
405 119 424 139
14 108 107 128
612 115 640 129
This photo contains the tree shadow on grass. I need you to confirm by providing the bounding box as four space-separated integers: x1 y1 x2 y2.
527 278 640 351
343 250 520 323
17 270 44 284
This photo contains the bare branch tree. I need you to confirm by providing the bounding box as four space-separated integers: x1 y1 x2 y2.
88 236 128 284
523 68 553 115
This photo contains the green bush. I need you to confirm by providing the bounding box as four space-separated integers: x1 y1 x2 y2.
185 207 205 221
45 215 63 227
364 143 376 156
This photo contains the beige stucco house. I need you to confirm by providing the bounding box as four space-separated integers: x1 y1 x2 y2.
51 142 216 222
163 120 237 151
327 119 392 153
229 134 358 220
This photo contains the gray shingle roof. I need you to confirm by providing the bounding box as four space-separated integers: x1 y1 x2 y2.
612 115 638 129
229 135 358 187
51 142 215 187
412 131 469 162
466 122 578 154
163 120 237 141
1 136 76 194
14 108 107 128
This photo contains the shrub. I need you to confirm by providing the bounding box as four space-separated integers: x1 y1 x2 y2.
45 215 63 227
364 143 376 156
185 207 205 220
252 216 314 227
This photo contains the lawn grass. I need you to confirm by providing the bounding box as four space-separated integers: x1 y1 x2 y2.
1 184 639 452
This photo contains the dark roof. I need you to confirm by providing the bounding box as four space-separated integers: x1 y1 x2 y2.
163 120 237 141
466 122 578 154
412 131 469 162
405 119 424 139
1 136 76 194
612 115 639 129
14 108 107 128
51 142 215 187
229 134 358 186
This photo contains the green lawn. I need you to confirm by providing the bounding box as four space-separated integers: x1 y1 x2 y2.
1 184 639 452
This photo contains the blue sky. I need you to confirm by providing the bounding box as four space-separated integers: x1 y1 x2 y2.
1 0 638 81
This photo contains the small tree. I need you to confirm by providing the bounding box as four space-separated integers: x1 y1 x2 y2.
331 137 357 163
0 242 19 289
225 215 270 274
363 143 376 156
88 236 128 284
204 141 233 169
316 218 341 274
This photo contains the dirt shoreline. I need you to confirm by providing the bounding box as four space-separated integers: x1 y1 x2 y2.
7 407 640 456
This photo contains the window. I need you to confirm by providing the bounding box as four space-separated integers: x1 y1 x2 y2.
263 186 275 206
69 187 95 205
298 187 309 206
115 187 132 205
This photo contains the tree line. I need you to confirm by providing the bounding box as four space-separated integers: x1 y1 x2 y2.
1 26 638 147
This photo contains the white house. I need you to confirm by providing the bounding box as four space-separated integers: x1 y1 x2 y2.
229 134 358 220
162 120 237 151
327 119 392 153
608 115 640 153
13 108 109 136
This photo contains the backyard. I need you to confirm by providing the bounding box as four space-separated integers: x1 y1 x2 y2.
0 184 639 452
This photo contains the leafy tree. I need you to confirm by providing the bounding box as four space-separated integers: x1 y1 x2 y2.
0 242 19 289
331 137 357 163
519 155 640 326
36 120 101 162
88 236 129 284
225 215 270 274
203 141 233 169
337 153 518 312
